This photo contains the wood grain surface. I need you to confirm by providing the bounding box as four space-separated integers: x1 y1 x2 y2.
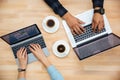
0 0 120 80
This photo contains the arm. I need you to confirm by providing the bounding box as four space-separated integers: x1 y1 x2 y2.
47 65 64 80
92 0 104 8
18 78 26 80
44 0 67 17
44 0 85 35
92 0 105 32
29 44 64 80
17 48 27 80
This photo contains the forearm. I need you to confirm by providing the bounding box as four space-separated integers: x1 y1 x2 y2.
62 12 74 21
92 0 104 8
44 0 68 17
37 53 64 80
18 72 26 80
62 12 71 20
36 53 51 68
40 58 51 68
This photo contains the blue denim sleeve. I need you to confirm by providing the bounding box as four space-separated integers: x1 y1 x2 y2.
18 78 26 80
44 0 68 17
92 0 104 8
47 65 64 80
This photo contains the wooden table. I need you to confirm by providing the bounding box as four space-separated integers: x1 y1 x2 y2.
0 0 120 80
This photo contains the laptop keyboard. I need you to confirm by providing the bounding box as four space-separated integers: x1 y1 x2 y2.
73 24 106 43
12 36 46 58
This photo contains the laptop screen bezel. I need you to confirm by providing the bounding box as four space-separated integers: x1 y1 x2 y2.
74 33 120 60
0 24 41 45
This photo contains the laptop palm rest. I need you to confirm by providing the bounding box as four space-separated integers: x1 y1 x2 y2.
74 33 120 60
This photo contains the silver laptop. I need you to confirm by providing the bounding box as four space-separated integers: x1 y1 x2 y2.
62 9 120 60
1 24 49 65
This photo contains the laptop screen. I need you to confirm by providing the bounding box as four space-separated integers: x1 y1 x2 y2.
74 33 120 60
1 24 41 45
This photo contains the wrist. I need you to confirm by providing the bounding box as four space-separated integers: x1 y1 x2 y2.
62 12 71 20
18 68 26 72
18 68 26 79
18 71 26 74
40 59 51 68
94 7 101 10
19 66 26 69
94 7 105 15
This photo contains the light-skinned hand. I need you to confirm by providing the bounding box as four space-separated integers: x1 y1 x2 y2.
92 13 104 32
29 44 51 68
63 12 85 35
29 44 44 61
17 47 28 69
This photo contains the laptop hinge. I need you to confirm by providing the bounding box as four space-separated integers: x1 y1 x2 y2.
76 34 109 47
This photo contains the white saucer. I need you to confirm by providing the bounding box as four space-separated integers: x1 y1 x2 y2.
42 16 59 33
52 40 70 58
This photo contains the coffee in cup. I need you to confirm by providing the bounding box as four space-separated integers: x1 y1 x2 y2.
57 44 66 53
46 19 55 28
